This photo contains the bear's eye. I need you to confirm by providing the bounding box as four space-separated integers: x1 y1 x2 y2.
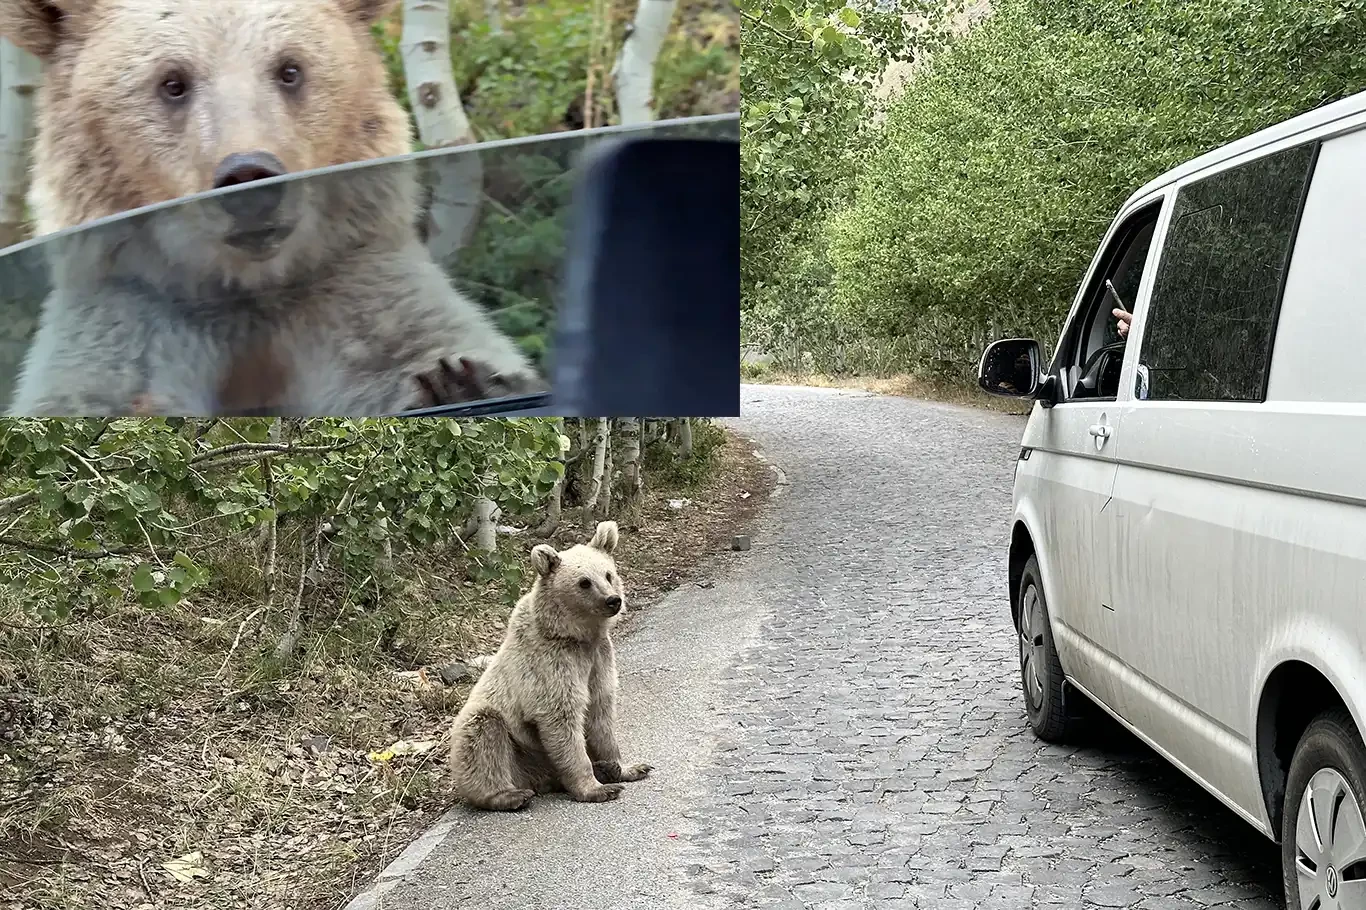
605 572 613 582
277 62 303 89
578 578 591 590
159 72 190 102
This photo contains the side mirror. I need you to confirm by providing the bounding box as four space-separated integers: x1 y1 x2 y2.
978 338 1044 399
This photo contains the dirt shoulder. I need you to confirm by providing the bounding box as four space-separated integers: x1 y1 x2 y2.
0 429 776 910
745 371 1031 415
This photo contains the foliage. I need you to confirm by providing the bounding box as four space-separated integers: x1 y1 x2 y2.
785 0 1366 380
0 418 563 625
739 0 952 362
378 0 740 142
447 151 578 367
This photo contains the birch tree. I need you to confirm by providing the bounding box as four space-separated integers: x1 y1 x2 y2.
597 429 614 517
612 0 679 124
617 418 642 509
401 0 482 262
0 38 40 248
671 417 692 459
473 493 497 552
583 418 610 513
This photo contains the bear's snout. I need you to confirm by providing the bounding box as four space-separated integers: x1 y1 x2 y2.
214 151 288 223
605 594 623 614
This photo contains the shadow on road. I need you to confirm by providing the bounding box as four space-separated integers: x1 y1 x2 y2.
1076 709 1283 899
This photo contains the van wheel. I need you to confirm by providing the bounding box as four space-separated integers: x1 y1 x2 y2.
1282 709 1366 909
1017 556 1081 742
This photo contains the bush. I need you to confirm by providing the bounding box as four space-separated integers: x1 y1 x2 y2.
786 0 1366 380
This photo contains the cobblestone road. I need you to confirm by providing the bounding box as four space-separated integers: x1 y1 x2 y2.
684 385 1282 909
378 385 1283 910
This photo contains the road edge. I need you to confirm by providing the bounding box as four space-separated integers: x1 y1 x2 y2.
340 442 787 910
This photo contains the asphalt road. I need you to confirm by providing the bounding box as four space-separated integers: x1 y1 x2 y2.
372 384 1284 909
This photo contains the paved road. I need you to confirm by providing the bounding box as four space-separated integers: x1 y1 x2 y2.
374 385 1283 909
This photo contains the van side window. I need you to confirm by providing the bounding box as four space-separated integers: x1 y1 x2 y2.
1137 143 1316 402
1055 203 1160 402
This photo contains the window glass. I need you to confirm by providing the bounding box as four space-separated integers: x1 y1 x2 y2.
1137 143 1316 402
1062 208 1157 402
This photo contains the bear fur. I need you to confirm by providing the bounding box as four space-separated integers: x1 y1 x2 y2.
448 521 652 811
0 0 541 416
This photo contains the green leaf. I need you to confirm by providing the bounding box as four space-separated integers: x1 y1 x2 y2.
126 484 161 513
131 564 157 593
38 485 64 512
35 456 67 476
838 7 860 27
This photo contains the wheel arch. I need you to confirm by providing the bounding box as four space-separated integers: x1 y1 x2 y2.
1008 519 1036 631
1256 658 1358 841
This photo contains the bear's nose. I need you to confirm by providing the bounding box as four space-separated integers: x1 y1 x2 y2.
213 151 287 222
605 595 623 609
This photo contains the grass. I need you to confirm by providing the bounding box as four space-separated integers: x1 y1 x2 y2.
0 427 771 910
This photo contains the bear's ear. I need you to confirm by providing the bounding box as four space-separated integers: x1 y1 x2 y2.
0 0 89 59
336 0 400 26
530 544 560 577
589 521 619 554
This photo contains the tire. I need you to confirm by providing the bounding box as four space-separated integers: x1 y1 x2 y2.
1017 556 1083 742
1281 709 1366 909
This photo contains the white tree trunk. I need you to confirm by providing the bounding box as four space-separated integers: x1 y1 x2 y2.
484 0 503 35
612 0 678 125
672 417 692 459
473 494 497 552
617 418 642 507
598 428 614 518
583 418 610 513
401 0 482 262
0 39 40 248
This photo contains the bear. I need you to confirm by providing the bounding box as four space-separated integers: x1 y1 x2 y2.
0 0 542 416
447 520 653 811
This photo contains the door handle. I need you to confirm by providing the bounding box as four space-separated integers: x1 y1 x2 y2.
1088 424 1111 439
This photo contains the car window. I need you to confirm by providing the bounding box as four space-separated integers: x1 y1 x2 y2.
0 115 738 417
1135 142 1317 402
1057 204 1159 402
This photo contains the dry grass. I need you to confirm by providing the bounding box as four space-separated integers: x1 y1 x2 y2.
0 431 775 910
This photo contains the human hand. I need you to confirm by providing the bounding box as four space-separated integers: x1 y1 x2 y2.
1114 307 1132 338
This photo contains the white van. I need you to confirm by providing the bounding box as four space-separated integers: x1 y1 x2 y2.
978 89 1366 907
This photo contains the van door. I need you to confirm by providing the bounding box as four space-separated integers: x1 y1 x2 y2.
1024 199 1165 706
1105 139 1321 818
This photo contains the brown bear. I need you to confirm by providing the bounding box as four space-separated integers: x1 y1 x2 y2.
448 521 653 811
0 0 541 416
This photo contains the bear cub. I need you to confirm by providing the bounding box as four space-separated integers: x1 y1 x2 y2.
448 521 652 811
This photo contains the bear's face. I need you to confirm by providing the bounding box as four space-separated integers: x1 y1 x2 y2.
1 0 414 283
531 521 626 621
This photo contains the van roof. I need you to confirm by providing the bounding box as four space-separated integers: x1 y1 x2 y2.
1122 88 1366 210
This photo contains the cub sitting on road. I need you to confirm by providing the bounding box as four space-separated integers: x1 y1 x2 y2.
448 521 651 811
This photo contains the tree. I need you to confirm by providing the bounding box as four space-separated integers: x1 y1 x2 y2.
401 0 483 262
739 0 941 360
0 38 40 248
825 0 1366 380
613 0 679 124
616 418 642 509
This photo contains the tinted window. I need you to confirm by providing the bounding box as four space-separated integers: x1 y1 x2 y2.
1138 143 1316 402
